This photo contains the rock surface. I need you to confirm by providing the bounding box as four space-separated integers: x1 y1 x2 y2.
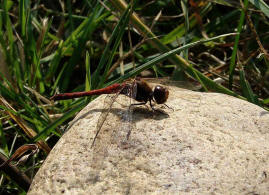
28 84 269 194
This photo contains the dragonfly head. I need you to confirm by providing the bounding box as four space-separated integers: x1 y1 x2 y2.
153 85 169 104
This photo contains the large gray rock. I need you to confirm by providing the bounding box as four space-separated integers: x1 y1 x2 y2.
28 84 269 194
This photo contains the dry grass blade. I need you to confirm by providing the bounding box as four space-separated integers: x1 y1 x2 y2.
24 86 51 104
240 0 269 60
36 18 49 53
0 144 38 167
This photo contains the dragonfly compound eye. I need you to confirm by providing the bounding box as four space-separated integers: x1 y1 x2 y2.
153 85 169 104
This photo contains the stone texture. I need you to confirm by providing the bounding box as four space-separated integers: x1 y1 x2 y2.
28 84 269 195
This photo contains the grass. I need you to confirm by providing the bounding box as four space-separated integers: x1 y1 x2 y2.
0 0 269 193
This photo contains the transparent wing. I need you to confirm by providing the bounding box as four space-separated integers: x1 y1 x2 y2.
105 80 137 148
91 93 120 148
89 82 134 177
125 79 137 140
89 82 139 191
89 93 121 185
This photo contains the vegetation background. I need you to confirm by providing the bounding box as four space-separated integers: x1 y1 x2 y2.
0 0 268 194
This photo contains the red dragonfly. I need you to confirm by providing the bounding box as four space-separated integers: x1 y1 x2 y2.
51 77 169 147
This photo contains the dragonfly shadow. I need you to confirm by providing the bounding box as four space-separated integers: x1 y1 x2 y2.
66 106 169 133
108 106 170 123
129 106 170 122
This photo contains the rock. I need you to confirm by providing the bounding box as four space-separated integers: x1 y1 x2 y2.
28 84 269 194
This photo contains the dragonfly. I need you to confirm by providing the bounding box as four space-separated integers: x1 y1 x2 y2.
51 77 169 147
51 78 200 188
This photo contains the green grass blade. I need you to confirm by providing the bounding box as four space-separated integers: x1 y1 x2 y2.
92 3 132 89
85 51 91 91
228 0 249 89
33 18 53 92
3 0 22 90
0 82 16 101
98 4 132 87
182 0 189 59
263 98 269 104
249 0 269 18
19 0 26 37
239 69 259 105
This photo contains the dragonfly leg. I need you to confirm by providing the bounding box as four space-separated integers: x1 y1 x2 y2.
150 100 169 116
129 102 147 108
149 100 157 111
129 102 149 113
163 103 174 111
